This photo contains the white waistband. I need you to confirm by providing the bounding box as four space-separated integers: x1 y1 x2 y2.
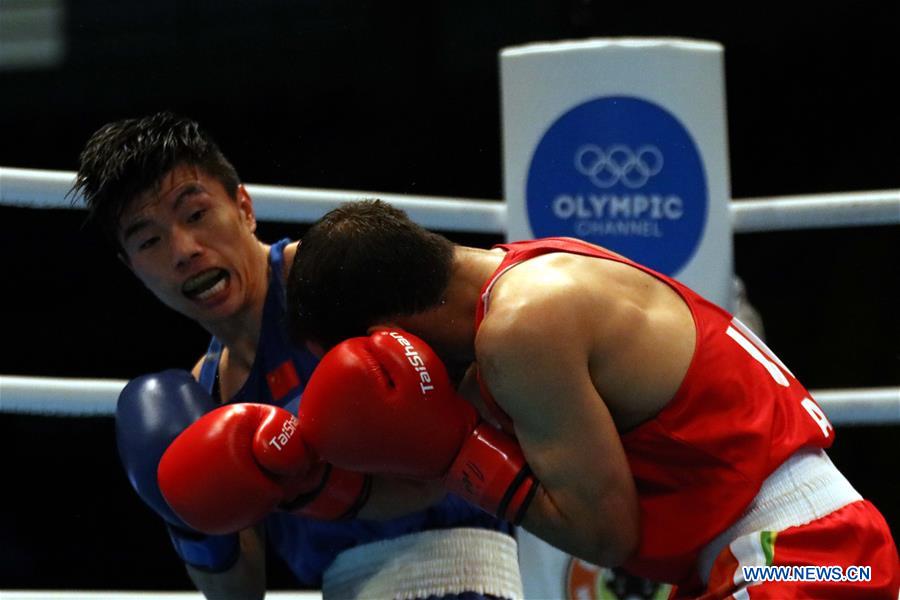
697 448 862 584
322 528 523 600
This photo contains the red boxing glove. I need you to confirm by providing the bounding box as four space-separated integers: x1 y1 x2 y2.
300 329 538 524
158 403 370 535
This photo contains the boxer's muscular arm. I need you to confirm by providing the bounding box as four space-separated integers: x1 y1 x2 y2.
475 297 640 567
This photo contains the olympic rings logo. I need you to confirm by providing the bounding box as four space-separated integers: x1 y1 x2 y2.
574 144 664 189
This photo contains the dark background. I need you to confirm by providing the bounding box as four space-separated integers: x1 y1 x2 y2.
1 0 897 592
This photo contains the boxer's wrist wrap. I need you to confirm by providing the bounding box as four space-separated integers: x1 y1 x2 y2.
446 423 539 524
282 464 372 521
166 524 240 572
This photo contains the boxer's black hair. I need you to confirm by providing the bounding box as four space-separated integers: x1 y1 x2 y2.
287 200 454 349
72 112 240 249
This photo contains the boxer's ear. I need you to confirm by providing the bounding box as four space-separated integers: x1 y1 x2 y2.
235 185 257 232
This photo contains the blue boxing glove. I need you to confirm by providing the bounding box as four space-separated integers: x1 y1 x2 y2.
115 369 240 572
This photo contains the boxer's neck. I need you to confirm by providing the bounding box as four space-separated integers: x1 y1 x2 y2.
203 240 270 368
398 246 503 362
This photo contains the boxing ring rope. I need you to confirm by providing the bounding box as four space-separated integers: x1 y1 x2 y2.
0 167 506 234
2 374 897 424
2 166 899 234
1 165 899 427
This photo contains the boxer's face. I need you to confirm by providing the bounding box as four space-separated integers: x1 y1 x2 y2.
117 164 264 324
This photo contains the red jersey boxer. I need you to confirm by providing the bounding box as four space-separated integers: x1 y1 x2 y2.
475 238 900 598
285 200 900 599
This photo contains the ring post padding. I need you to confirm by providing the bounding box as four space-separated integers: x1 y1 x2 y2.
501 38 734 311
501 38 730 599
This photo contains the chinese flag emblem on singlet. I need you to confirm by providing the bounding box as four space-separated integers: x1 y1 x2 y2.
266 360 301 401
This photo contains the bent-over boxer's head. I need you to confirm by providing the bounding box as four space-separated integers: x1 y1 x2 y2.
74 113 264 324
287 200 454 349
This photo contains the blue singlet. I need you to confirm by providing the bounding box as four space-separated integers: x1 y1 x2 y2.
197 239 509 586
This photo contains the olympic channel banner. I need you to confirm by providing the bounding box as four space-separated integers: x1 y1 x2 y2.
500 39 733 598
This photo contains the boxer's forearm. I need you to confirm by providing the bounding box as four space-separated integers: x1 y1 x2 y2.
186 526 266 600
357 475 447 520
520 482 639 568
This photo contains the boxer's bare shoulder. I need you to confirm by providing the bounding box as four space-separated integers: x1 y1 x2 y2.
476 250 695 431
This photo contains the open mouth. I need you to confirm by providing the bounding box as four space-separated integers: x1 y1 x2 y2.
182 268 229 301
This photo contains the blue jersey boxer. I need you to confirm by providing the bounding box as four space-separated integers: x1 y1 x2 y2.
197 239 512 589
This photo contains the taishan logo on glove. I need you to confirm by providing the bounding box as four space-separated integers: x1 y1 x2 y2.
389 332 436 395
268 415 299 451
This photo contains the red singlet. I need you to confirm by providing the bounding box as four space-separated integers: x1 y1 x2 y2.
474 237 835 585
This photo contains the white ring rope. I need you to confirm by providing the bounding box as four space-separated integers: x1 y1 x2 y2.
1 375 897 425
1 166 898 232
1 166 897 424
0 167 505 234
0 376 125 416
731 190 900 232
